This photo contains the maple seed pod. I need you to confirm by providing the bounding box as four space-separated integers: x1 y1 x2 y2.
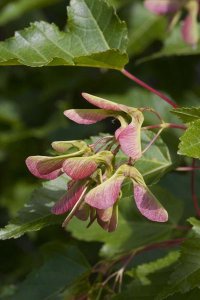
144 0 181 15
64 93 144 160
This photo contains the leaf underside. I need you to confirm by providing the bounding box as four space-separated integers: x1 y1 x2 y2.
0 0 128 70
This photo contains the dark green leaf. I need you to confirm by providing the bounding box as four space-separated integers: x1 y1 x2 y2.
12 246 90 300
126 251 180 284
113 276 200 300
0 176 67 240
157 218 200 299
0 0 128 69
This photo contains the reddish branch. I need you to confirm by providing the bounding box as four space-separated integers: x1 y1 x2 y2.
121 69 178 108
142 123 187 131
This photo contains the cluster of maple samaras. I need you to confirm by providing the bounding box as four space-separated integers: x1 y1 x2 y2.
144 0 200 46
26 93 168 232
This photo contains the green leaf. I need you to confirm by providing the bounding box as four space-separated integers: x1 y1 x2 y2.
172 107 200 123
0 0 128 69
68 215 173 258
127 2 166 56
138 25 200 64
108 0 132 9
113 275 200 300
178 120 200 159
127 251 180 285
0 176 67 240
12 246 90 300
136 131 172 184
0 0 61 26
157 218 200 299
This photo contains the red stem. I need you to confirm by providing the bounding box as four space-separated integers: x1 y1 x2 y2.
138 238 186 254
142 123 186 131
122 69 199 218
191 159 200 217
122 69 178 108
142 128 163 154
166 123 187 130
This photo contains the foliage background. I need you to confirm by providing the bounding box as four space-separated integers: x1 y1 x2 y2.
0 0 200 299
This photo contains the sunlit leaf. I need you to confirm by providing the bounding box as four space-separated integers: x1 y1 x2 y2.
0 0 128 69
178 120 200 159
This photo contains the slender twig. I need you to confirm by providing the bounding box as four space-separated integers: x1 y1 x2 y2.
167 123 187 130
191 159 200 217
140 107 164 123
142 124 164 130
122 69 178 108
113 252 135 292
142 123 186 131
62 186 88 227
142 128 163 154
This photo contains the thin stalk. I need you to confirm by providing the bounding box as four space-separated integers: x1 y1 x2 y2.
142 124 163 130
142 123 187 131
122 69 178 108
167 123 187 130
142 128 163 154
140 107 164 123
62 186 88 227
